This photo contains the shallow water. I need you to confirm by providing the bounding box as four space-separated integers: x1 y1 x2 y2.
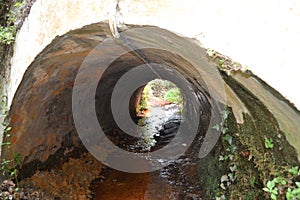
94 105 202 199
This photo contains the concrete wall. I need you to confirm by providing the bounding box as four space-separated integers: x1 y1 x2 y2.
9 0 300 110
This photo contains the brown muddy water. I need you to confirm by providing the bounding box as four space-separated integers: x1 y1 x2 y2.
93 105 203 200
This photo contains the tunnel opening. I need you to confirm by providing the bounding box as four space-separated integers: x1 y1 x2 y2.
1 22 216 199
89 42 212 198
135 79 184 118
92 72 209 200
132 79 184 152
94 46 212 155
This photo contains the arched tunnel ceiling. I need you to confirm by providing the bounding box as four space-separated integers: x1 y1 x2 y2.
8 0 300 110
1 23 299 197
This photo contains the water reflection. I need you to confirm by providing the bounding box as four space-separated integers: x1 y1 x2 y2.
136 104 182 152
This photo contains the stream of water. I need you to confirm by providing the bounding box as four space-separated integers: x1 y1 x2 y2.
94 104 203 199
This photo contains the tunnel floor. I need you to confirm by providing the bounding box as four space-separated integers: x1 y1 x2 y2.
93 165 202 200
92 97 202 199
18 105 204 199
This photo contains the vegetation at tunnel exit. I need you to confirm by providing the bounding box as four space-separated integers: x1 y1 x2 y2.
137 79 183 113
164 87 183 105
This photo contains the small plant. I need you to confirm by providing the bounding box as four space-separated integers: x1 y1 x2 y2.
13 1 24 7
263 172 300 200
223 134 233 145
0 126 21 181
216 194 226 200
264 136 274 149
286 182 300 200
263 180 278 200
262 164 300 199
0 26 15 45
250 176 256 187
288 166 300 176
0 0 25 46
0 96 21 186
215 107 238 198
206 48 248 75
274 177 287 185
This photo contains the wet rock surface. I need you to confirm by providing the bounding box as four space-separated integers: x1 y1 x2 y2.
0 153 103 200
134 104 182 152
3 153 103 200
0 179 44 200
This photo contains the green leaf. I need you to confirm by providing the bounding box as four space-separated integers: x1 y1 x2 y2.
267 180 275 189
10 168 17 176
13 2 24 7
212 124 220 131
1 142 11 146
5 126 12 132
1 159 10 164
13 152 21 165
219 155 224 161
250 176 256 187
288 166 299 176
221 127 229 134
264 136 274 149
280 180 287 185
219 59 226 64
286 188 293 200
224 134 233 145
231 145 237 153
271 193 277 200
273 177 286 185
292 187 300 193
221 110 229 119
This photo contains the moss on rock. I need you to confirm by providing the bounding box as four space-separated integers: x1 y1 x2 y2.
197 54 299 199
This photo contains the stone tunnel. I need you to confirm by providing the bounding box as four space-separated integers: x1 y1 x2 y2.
1 21 299 199
4 22 214 174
